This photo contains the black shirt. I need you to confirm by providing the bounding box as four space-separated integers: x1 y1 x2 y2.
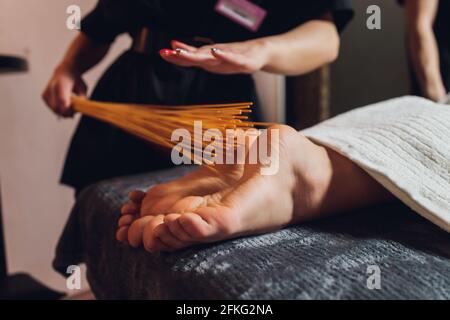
81 0 354 44
62 1 354 192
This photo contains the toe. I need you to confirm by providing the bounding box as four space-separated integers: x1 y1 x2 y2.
127 216 154 247
196 206 240 237
153 223 190 251
116 226 129 243
121 202 139 215
142 215 171 253
164 214 193 242
118 214 136 227
147 237 171 253
178 212 216 240
128 190 146 203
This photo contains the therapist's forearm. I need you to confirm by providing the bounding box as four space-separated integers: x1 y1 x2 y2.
57 33 110 76
260 17 340 75
405 0 446 102
408 26 446 101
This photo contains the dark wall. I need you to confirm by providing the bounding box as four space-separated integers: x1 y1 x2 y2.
330 0 410 115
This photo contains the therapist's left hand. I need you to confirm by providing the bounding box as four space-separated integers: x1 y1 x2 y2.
159 39 270 74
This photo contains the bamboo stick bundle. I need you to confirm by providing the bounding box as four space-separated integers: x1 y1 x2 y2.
71 96 270 165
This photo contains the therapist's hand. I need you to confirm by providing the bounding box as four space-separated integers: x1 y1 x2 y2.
42 65 87 118
159 39 270 74
424 82 447 103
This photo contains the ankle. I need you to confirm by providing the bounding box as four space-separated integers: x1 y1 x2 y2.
290 138 333 221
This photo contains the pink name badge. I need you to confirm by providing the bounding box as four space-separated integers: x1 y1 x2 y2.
215 0 267 32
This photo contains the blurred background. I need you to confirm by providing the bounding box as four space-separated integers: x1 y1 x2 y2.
0 0 409 293
331 0 409 115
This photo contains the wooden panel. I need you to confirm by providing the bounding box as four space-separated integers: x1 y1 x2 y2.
254 72 286 123
286 66 330 130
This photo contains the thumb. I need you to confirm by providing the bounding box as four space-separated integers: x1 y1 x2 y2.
211 48 247 68
74 78 88 97
171 40 197 53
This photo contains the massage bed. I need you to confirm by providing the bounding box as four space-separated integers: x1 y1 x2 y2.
54 97 450 299
54 167 450 299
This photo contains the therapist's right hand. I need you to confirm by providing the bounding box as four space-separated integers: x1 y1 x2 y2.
42 65 87 118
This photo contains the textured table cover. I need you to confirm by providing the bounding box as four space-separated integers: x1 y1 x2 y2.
54 166 450 300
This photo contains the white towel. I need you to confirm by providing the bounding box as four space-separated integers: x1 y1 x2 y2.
302 96 450 232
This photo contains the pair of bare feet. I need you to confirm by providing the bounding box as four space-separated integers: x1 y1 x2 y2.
116 125 391 253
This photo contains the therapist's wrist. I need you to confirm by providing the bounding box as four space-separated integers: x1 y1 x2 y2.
55 60 83 78
251 37 273 71
424 81 446 102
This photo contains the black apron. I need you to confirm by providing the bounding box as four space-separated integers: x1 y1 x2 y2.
61 0 354 193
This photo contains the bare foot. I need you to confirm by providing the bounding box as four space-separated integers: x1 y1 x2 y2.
119 125 391 252
116 129 265 245
116 162 245 245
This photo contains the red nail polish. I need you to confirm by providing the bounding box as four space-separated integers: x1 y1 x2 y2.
160 49 175 56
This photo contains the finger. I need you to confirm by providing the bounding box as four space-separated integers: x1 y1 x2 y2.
128 190 146 203
162 46 218 67
211 48 249 69
48 85 59 115
42 87 56 113
160 49 195 67
175 50 218 66
171 40 197 52
55 83 73 117
69 80 87 117
61 106 75 118
74 78 88 97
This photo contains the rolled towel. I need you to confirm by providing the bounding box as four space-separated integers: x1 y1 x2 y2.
302 96 450 232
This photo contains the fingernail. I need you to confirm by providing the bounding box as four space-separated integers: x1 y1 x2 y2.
211 48 221 53
159 49 175 56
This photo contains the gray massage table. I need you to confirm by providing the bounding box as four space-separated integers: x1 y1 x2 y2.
54 167 450 300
